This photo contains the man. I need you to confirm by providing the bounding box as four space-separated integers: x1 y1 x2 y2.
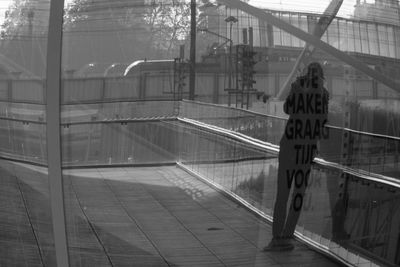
264 62 329 251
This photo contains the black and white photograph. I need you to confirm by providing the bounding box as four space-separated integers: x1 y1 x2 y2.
0 0 399 266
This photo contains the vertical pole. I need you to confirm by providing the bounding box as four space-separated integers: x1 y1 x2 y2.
249 26 253 48
46 0 69 266
189 0 196 100
229 22 233 90
28 10 34 75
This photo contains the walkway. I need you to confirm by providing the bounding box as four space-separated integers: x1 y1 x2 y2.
0 161 343 266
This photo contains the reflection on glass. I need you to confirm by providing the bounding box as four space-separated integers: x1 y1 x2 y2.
327 20 339 48
179 119 400 265
353 21 362 52
0 0 55 265
347 21 355 52
338 19 348 51
367 23 379 56
377 24 389 57
13 0 393 265
387 26 395 58
359 23 370 54
395 28 400 58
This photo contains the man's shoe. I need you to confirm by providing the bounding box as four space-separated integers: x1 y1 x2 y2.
263 238 294 252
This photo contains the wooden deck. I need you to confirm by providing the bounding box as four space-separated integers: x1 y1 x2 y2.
0 161 343 267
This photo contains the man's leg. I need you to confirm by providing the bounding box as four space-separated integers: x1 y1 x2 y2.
272 158 293 238
264 146 296 251
281 164 310 238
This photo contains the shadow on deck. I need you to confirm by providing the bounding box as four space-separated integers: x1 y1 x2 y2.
0 161 343 267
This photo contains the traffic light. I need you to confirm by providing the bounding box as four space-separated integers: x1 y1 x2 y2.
174 58 188 100
241 46 257 90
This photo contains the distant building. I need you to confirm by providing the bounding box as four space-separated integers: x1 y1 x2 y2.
353 0 400 26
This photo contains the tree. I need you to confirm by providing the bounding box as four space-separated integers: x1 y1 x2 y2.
0 0 50 77
1 0 223 73
143 0 191 57
63 0 191 59
141 0 225 59
1 0 49 38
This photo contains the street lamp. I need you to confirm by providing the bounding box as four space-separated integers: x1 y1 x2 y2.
224 16 238 106
224 16 238 90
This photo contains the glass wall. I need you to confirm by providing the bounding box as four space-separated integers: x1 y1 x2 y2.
60 1 186 265
0 0 56 266
180 100 400 179
177 116 400 267
1 0 400 266
224 6 400 59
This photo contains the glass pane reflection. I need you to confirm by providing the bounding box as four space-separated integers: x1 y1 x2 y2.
56 0 400 265
0 0 55 265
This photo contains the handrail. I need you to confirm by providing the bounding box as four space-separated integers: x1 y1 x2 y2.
0 116 46 125
61 116 177 126
0 99 398 188
181 100 400 142
178 117 400 189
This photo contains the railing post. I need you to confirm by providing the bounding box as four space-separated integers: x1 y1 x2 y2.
189 0 196 100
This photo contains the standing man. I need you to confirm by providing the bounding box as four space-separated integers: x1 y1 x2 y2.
264 62 329 251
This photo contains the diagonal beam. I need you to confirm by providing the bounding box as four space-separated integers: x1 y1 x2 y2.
277 0 343 100
0 53 40 79
217 0 400 95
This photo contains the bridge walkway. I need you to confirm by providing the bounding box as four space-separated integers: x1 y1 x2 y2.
0 162 343 266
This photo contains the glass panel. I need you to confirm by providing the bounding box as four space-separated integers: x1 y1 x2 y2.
377 25 389 57
240 10 249 44
0 0 55 266
57 0 400 266
368 23 380 56
290 13 301 47
280 13 292 47
327 20 340 49
232 8 240 44
177 116 400 266
359 22 370 54
396 28 400 59
252 16 260 46
307 15 317 35
353 22 362 53
338 19 348 51
387 26 396 58
347 21 355 52
273 25 282 46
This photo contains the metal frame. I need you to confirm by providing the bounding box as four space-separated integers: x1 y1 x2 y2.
46 0 69 266
218 0 400 94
